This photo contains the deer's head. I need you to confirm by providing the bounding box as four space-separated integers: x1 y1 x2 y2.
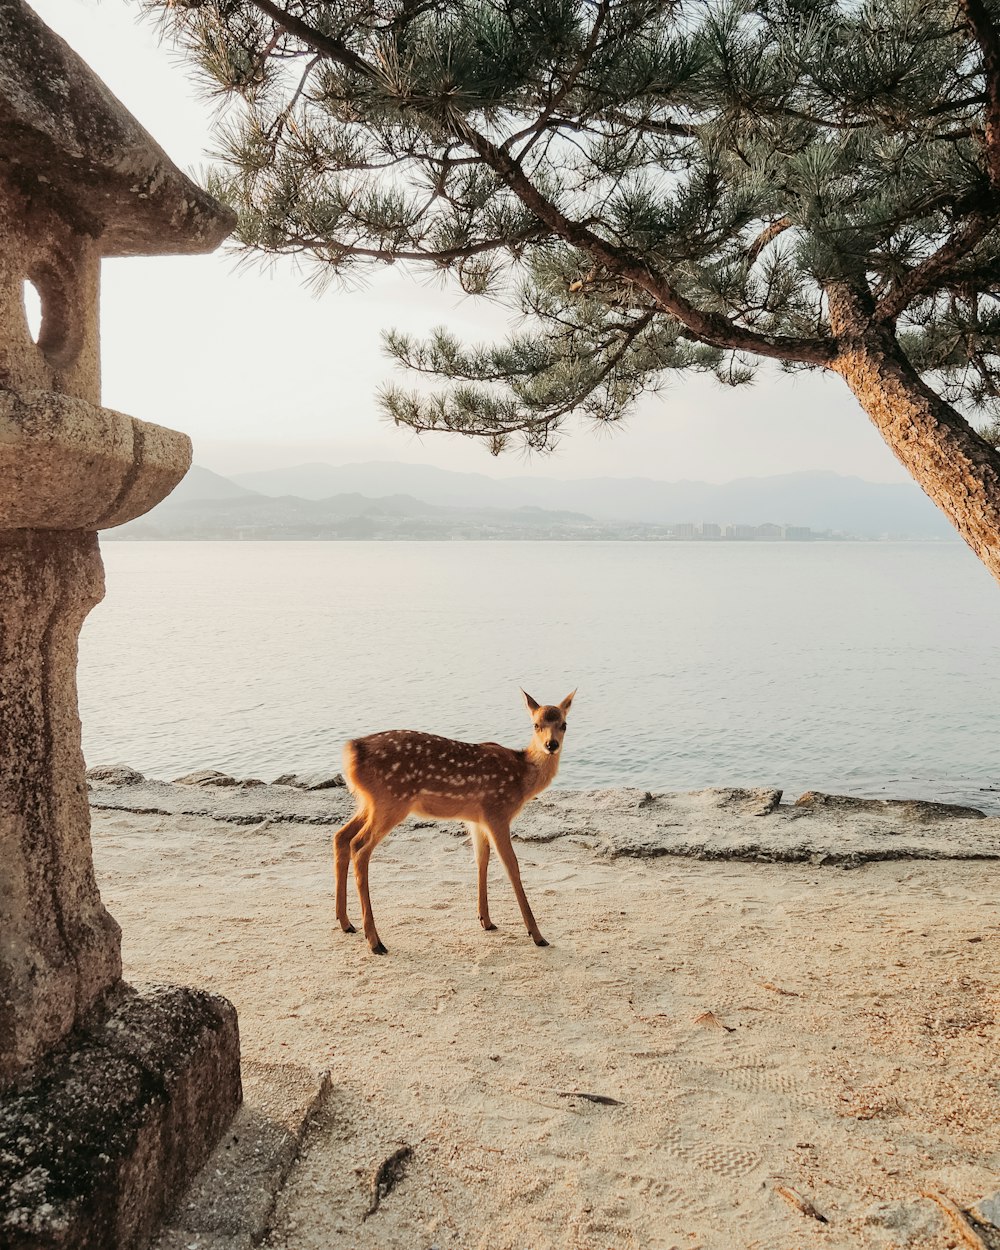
523 689 576 756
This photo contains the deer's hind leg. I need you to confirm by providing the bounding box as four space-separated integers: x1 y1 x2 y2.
351 801 407 955
333 810 367 933
469 823 497 931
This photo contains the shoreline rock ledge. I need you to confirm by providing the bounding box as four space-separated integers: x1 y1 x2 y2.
85 768 1000 867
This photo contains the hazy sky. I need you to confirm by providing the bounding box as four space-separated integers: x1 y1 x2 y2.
33 0 913 484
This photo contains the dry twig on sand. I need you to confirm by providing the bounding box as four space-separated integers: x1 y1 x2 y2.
363 1145 413 1220
775 1184 829 1223
760 981 801 996
556 1091 624 1106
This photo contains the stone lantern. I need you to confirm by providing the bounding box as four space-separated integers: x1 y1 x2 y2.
0 3 242 1245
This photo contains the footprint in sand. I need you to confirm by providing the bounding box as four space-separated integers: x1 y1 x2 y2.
657 1125 763 1178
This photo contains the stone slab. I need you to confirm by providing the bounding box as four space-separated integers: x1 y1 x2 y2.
0 984 241 1250
154 1061 331 1250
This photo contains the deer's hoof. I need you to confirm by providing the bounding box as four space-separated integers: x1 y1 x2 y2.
341 922 356 934
481 919 497 931
371 941 388 955
533 936 549 948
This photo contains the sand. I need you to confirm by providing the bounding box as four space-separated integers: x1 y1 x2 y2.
88 778 1000 1250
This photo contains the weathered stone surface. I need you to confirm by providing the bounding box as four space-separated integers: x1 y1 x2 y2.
0 0 235 259
0 390 192 530
0 12 241 1246
90 777 357 827
0 984 241 1250
154 1061 330 1250
86 764 146 787
0 529 121 1089
88 780 1000 866
173 770 240 788
272 771 346 791
0 186 101 402
794 791 986 822
691 786 783 816
972 1191 1000 1229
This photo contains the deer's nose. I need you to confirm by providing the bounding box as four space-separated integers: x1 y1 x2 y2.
546 740 560 753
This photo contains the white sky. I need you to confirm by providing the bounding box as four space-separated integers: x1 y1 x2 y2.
31 0 912 483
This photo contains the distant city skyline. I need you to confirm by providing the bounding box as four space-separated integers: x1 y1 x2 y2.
35 0 915 487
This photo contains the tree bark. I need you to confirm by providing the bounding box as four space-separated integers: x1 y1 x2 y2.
828 284 1000 582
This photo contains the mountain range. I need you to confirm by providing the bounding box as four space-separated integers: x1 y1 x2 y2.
103 462 956 540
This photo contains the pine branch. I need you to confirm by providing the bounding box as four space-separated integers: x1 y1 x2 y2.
247 0 379 80
747 217 793 266
876 210 996 321
452 118 835 366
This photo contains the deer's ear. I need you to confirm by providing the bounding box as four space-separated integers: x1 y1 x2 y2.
559 689 576 713
522 689 540 713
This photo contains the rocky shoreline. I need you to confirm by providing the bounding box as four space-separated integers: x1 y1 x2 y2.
86 765 1000 867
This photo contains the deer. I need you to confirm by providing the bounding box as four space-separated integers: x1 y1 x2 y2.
332 690 575 954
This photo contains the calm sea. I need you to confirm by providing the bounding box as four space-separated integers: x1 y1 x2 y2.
79 540 1000 811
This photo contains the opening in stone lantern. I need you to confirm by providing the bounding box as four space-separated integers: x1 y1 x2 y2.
24 259 80 367
22 276 41 342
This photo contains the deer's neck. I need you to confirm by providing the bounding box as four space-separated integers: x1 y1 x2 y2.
523 743 560 798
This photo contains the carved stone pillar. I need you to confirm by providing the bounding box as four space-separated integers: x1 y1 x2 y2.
0 3 243 1244
0 528 118 1083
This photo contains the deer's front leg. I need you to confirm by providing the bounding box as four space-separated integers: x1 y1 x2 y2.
486 820 547 947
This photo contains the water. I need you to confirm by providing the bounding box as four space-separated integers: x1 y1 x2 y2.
79 540 1000 811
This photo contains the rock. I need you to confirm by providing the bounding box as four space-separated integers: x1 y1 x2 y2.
0 984 240 1250
972 1191 1000 1229
173 769 240 788
271 771 345 791
695 787 783 816
794 791 985 821
239 778 266 788
154 1060 330 1250
86 763 145 786
300 771 346 790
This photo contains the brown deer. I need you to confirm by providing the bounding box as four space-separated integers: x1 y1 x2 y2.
333 690 575 954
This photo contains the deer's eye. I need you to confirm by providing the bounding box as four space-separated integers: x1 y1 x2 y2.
560 721 567 731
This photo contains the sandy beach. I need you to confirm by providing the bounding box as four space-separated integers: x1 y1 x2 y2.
88 776 1000 1250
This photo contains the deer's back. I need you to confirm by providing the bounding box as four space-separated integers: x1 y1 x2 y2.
343 729 529 818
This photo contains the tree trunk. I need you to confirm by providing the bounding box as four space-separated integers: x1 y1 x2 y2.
828 285 1000 582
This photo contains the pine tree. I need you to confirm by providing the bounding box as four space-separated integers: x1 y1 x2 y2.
146 0 1000 579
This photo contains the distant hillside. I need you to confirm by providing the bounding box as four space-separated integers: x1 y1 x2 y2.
229 462 954 538
169 465 257 502
104 462 959 540
106 480 604 541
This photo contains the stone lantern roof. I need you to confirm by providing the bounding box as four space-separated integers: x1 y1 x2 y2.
0 0 235 256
